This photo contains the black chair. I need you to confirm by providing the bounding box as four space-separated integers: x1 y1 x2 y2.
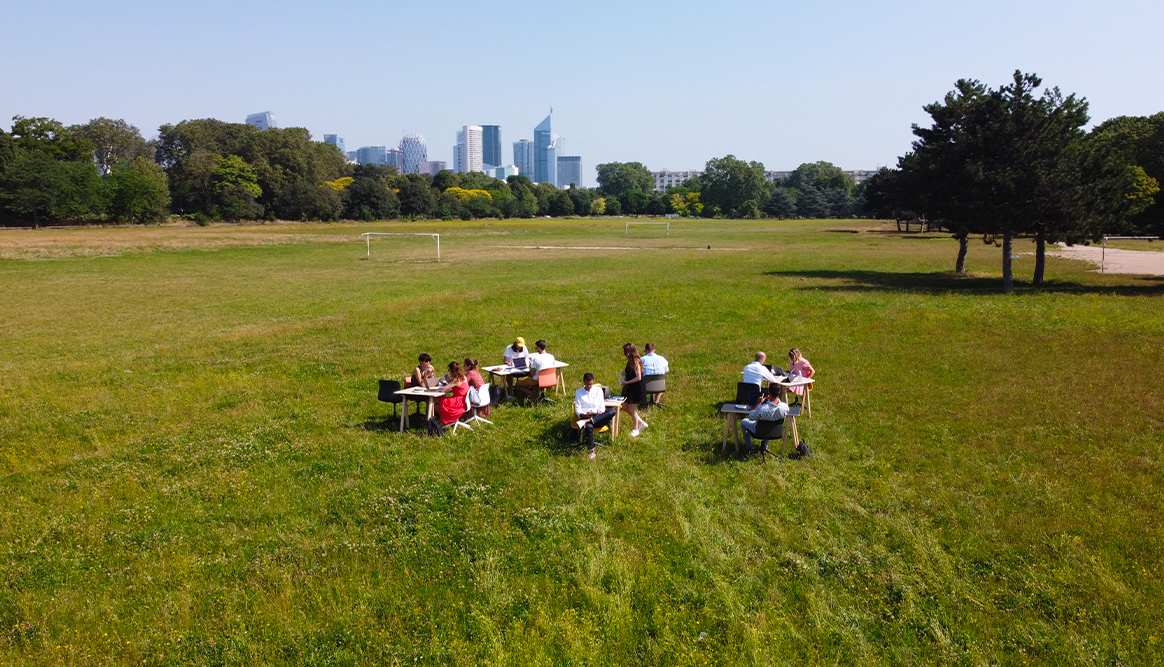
378 380 403 422
735 382 761 406
642 374 666 407
748 418 785 462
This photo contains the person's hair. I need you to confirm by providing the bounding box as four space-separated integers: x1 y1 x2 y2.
766 385 781 399
447 361 465 382
535 339 547 352
623 342 640 362
755 351 766 362
583 372 595 383
418 353 432 364
463 357 478 371
645 342 655 353
788 348 801 363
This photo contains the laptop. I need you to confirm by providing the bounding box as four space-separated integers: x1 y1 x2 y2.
422 377 442 389
512 356 529 370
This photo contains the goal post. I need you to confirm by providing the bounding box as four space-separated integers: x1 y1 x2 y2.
360 232 440 262
625 221 670 236
1101 236 1159 273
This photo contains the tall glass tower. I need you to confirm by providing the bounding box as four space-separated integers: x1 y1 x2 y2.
399 133 427 175
513 139 534 178
534 114 558 184
481 125 501 169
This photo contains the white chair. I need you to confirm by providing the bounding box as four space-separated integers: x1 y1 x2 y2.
464 382 493 426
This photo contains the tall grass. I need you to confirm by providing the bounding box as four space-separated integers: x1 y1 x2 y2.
0 219 1161 665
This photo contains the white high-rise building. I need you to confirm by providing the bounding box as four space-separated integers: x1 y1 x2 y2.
399 133 427 174
245 111 276 131
454 125 483 173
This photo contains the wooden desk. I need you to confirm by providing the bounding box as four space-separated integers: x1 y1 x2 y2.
781 406 803 455
484 360 571 399
606 395 626 438
720 403 752 453
774 376 814 418
394 385 446 432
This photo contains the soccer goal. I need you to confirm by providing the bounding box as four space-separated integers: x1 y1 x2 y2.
360 232 441 262
625 221 670 236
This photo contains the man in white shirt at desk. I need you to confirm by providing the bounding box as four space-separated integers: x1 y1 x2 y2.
743 351 781 387
574 372 617 459
503 337 529 366
516 339 555 400
641 343 669 406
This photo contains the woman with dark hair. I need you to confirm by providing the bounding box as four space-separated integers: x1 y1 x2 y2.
431 361 469 434
408 353 434 388
463 357 489 418
619 342 649 436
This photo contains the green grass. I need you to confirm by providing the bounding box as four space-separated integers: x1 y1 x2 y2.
1 219 1162 665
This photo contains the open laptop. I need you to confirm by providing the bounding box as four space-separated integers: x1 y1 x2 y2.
511 356 529 370
421 377 442 389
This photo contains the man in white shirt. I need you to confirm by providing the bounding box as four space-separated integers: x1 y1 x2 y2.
574 372 617 459
641 342 669 406
742 351 781 387
503 337 529 366
516 339 556 401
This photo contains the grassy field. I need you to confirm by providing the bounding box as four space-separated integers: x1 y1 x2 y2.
0 218 1161 665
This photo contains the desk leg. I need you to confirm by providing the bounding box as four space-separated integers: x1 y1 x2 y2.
401 397 409 432
789 415 799 452
733 416 741 454
782 418 790 455
556 369 564 396
613 409 620 439
427 398 436 421
804 387 811 418
722 415 732 452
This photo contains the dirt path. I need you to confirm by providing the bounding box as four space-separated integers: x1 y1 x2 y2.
1050 243 1164 276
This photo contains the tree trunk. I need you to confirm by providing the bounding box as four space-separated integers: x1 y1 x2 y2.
955 233 968 274
1033 228 1046 285
1002 231 1014 293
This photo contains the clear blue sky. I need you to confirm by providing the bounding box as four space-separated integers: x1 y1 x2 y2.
3 0 1161 186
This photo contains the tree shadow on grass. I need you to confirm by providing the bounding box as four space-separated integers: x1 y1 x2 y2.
766 269 1164 296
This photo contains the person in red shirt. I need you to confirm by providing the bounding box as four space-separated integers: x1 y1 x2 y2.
463 357 489 418
430 361 468 433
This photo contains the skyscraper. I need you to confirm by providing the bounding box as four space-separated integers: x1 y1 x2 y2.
399 133 427 174
544 138 560 189
355 146 388 165
557 156 582 189
323 134 345 155
481 125 501 169
533 114 555 183
245 111 276 131
513 139 534 178
454 125 483 173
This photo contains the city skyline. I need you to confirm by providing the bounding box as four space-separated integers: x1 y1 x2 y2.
3 1 1162 186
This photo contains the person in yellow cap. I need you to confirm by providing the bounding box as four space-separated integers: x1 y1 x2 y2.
501 337 530 399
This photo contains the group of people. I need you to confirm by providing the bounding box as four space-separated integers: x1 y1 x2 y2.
399 341 814 460
738 348 814 456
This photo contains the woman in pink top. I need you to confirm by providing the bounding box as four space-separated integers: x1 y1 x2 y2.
463 357 489 418
787 347 815 399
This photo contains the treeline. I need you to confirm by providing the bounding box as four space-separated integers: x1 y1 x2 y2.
860 71 1163 290
0 116 612 226
593 159 870 219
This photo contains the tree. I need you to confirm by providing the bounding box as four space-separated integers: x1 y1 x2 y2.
590 197 606 215
794 186 829 219
156 119 257 215
1 117 101 226
548 189 574 216
595 162 653 198
764 188 797 218
72 117 152 175
397 174 435 218
700 155 768 218
105 157 170 223
1088 113 1164 237
211 155 262 221
784 161 854 195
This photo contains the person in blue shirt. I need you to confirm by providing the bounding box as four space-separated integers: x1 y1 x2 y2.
740 385 789 451
641 343 669 405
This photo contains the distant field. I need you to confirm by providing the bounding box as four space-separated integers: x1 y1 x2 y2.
1 218 1161 665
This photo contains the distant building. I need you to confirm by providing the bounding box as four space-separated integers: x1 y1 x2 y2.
385 148 404 171
513 139 534 180
356 146 388 165
346 151 357 161
534 114 560 184
454 125 483 173
764 171 792 183
487 165 519 180
557 156 582 188
399 133 427 174
481 125 502 170
417 161 447 176
652 170 703 193
245 111 276 131
323 134 345 154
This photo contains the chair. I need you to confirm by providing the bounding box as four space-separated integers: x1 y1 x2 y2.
378 380 403 422
642 374 666 408
748 418 785 462
571 405 611 446
533 367 558 406
735 382 761 406
464 383 493 426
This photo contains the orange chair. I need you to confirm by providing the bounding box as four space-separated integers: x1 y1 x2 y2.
533 367 558 406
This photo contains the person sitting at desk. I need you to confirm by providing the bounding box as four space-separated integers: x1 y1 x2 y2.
786 347 815 404
408 353 435 388
742 351 781 387
575 372 618 459
740 385 790 451
503 337 529 366
516 339 555 401
641 342 669 405
429 361 469 435
464 357 489 418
